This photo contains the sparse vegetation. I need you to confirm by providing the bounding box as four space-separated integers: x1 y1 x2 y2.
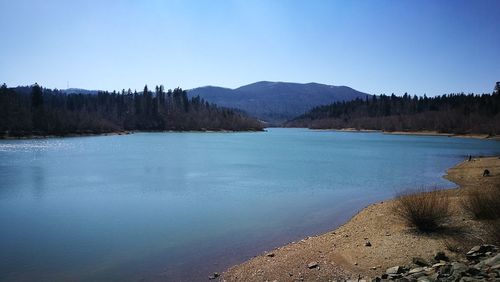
462 185 500 220
393 188 451 232
485 219 500 244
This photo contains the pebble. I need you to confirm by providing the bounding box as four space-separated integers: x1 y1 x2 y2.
307 262 319 269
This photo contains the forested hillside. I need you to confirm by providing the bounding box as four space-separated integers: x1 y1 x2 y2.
0 83 263 137
287 83 500 135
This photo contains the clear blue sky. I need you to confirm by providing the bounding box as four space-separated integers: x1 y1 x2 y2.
0 0 499 95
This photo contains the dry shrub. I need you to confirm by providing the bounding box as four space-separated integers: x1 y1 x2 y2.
393 188 451 232
462 185 500 220
485 219 500 244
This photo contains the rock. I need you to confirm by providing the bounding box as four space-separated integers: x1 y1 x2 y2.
478 253 500 267
417 276 431 282
307 262 318 269
386 266 404 274
467 246 482 254
466 266 482 276
365 241 372 247
466 245 497 258
208 272 219 280
413 257 430 266
408 272 428 280
434 251 449 262
451 262 468 274
437 264 452 277
266 252 275 257
408 267 425 274
432 262 447 268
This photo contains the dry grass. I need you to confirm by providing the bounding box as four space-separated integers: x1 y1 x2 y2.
393 188 451 232
461 185 500 220
485 219 500 244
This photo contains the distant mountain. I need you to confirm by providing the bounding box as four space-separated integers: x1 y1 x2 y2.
188 81 370 124
61 88 99 95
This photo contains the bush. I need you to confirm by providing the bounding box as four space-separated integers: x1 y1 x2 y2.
393 188 451 232
462 185 500 220
485 219 500 244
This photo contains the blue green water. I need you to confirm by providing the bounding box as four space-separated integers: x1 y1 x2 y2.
1 128 499 281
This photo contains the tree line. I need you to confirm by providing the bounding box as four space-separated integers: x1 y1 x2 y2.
0 83 263 137
286 83 500 135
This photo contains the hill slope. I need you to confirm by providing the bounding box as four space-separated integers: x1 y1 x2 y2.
188 81 369 124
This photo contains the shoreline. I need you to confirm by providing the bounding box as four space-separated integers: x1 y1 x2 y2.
0 129 265 140
222 155 500 281
309 128 499 140
2 128 496 141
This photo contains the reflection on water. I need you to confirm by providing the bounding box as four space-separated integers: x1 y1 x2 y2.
0 129 499 281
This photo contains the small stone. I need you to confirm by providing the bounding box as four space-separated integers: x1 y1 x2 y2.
365 241 372 247
438 264 453 276
386 266 403 274
370 266 377 270
432 262 447 268
266 252 275 257
417 276 431 282
208 272 219 280
307 262 319 269
466 266 481 276
434 251 449 262
413 257 430 266
409 267 425 274
467 246 481 255
451 262 468 274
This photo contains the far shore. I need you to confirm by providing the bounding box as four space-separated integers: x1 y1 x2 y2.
222 155 500 281
0 128 265 140
2 128 497 141
310 128 499 140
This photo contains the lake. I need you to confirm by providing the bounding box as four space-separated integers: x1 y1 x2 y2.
1 128 499 281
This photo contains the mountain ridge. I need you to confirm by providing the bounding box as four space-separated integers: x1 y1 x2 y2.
188 81 370 124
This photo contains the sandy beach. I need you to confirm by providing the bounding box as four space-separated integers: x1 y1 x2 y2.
222 156 500 281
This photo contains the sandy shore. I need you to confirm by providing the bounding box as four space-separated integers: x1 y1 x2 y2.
383 131 500 140
222 156 500 281
310 128 499 140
